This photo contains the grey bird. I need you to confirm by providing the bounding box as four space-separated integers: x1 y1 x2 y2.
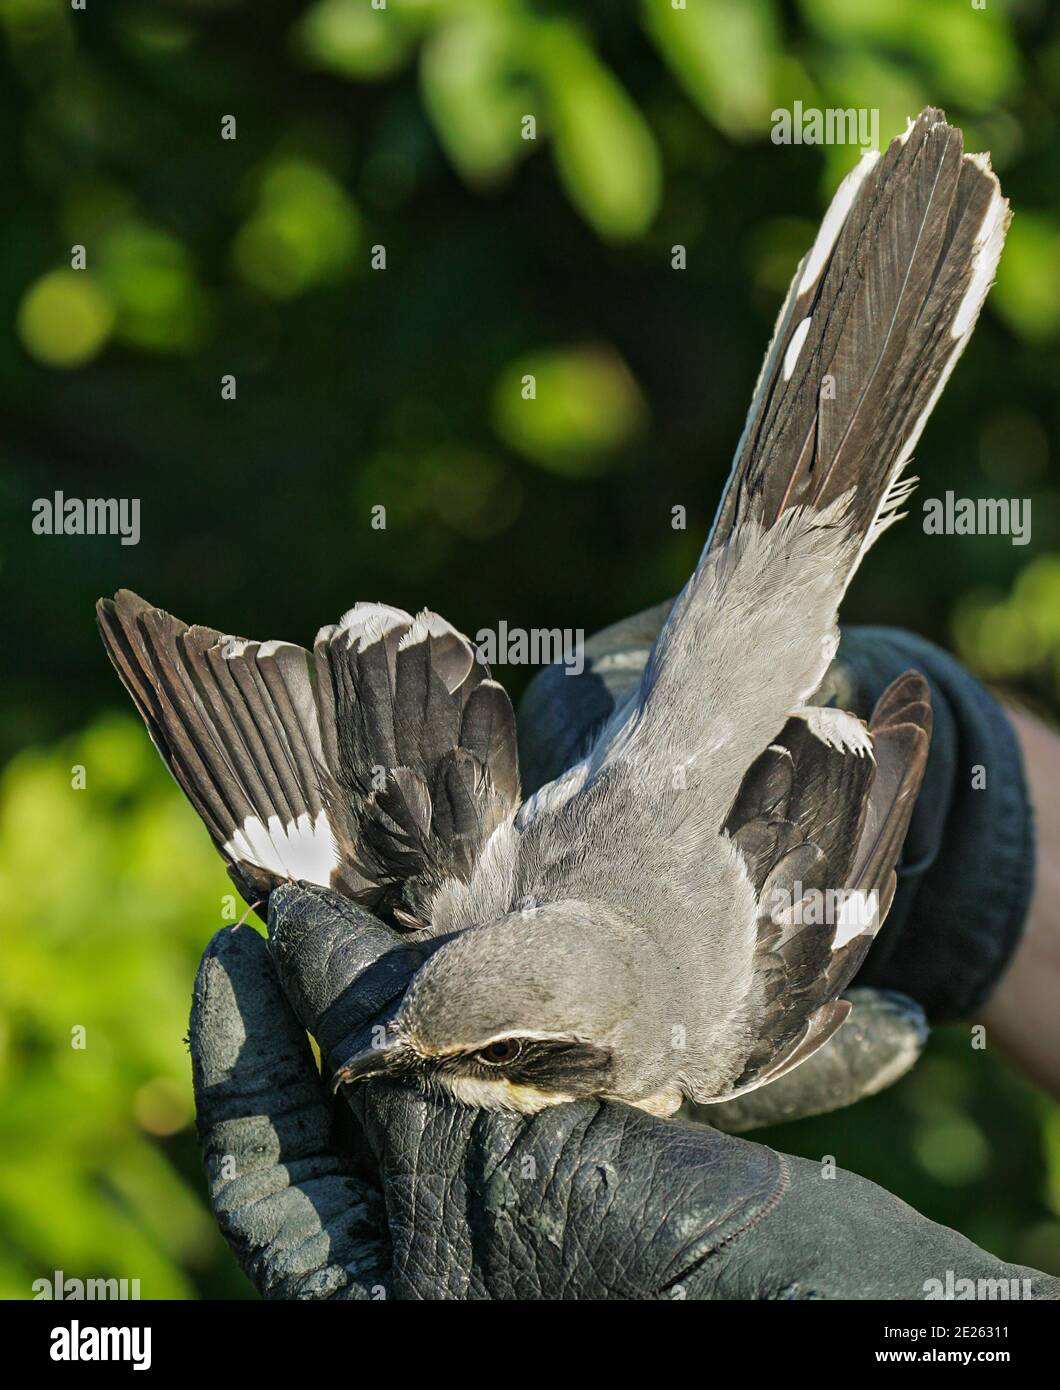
98 109 1008 1119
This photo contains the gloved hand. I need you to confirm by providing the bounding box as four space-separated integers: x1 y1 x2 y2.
189 882 1057 1300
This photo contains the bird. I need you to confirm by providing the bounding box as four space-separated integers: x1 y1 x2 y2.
98 109 1009 1119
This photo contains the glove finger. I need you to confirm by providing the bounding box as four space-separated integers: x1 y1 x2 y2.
191 923 390 1299
725 1152 1060 1300
267 881 431 1066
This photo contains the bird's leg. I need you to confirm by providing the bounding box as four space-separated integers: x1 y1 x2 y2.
231 899 263 931
792 704 874 758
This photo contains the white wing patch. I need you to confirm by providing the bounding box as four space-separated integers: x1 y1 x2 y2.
794 705 874 758
832 889 879 949
224 809 337 886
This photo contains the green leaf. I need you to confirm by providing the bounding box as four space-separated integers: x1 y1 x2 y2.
293 0 418 81
99 222 208 353
799 0 1018 109
491 345 647 475
535 22 661 241
642 0 780 138
17 270 115 369
420 13 535 183
232 159 362 299
993 212 1060 342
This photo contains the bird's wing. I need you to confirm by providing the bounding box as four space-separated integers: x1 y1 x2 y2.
98 590 520 924
97 589 361 906
707 670 932 1101
317 602 520 926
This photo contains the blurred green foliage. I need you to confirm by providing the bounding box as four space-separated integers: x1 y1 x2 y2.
0 718 243 1297
1 0 1058 1298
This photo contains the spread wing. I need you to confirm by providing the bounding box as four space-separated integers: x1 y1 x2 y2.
98 590 520 924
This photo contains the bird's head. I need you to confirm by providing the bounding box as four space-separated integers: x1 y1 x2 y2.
332 901 642 1112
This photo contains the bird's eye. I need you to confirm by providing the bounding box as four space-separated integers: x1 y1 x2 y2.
478 1038 522 1066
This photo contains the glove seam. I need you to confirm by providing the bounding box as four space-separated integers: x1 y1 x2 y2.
658 1150 792 1296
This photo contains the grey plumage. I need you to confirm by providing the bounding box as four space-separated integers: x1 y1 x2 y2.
98 109 1007 1118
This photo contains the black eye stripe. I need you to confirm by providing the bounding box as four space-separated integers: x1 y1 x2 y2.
443 1039 613 1090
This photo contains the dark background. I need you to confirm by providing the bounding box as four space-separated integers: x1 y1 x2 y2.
1 0 1057 1298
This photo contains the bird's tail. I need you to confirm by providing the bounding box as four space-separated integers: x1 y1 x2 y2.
707 107 1009 586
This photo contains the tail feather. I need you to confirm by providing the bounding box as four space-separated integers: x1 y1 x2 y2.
708 107 1010 585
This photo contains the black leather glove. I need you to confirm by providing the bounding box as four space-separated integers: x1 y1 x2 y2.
189 884 1057 1300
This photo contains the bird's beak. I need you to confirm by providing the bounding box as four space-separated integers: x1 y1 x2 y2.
331 1042 401 1093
